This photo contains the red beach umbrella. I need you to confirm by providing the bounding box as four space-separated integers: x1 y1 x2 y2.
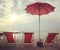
25 2 55 41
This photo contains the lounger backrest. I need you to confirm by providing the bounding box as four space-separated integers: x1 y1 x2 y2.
24 32 33 43
46 33 58 43
4 32 14 43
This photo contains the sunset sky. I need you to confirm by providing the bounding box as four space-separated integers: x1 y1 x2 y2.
0 0 60 39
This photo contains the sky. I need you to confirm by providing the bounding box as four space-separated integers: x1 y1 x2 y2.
0 0 60 39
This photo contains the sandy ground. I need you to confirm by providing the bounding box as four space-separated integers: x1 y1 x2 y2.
0 45 60 50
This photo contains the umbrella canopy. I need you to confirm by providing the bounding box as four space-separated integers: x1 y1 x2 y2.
25 2 55 41
25 2 55 16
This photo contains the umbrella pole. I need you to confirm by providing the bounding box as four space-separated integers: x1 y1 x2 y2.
39 5 40 41
39 15 40 41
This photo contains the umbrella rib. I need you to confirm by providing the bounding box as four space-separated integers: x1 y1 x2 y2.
41 5 54 10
